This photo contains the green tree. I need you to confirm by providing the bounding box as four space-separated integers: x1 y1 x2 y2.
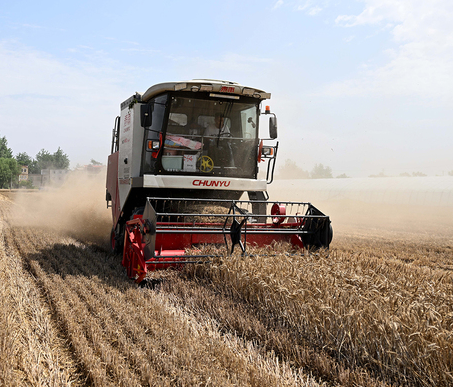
311 163 333 179
0 136 13 159
16 153 41 174
18 179 34 189
36 149 53 171
15 152 33 166
15 152 39 173
90 159 103 165
0 158 20 188
53 147 70 169
35 147 70 171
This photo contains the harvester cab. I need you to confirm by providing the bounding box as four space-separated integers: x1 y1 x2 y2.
106 79 332 283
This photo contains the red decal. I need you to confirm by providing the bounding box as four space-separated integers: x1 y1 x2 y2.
124 112 131 126
220 86 235 93
192 180 231 187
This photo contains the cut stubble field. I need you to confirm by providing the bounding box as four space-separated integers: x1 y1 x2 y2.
0 178 452 386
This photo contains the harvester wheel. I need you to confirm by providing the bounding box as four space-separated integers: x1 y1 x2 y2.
123 233 137 280
110 228 122 254
122 222 148 283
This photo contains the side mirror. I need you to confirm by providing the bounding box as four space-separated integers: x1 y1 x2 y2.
269 116 277 139
140 104 153 128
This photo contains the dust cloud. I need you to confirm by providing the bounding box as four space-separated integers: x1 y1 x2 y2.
6 173 453 248
10 169 111 246
267 178 453 243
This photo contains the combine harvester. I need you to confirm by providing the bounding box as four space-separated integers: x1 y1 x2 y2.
106 79 332 283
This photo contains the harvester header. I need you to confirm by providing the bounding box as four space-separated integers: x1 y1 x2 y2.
106 79 332 283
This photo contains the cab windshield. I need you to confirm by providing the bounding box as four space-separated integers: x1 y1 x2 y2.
161 95 259 178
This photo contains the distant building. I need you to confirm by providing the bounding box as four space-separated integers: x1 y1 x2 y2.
27 169 68 188
75 164 104 175
28 174 43 188
18 165 29 182
41 169 68 187
86 164 103 175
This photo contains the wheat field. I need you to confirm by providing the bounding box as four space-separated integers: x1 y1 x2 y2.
0 181 452 386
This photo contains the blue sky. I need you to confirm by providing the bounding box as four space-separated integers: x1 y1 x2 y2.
1 0 452 177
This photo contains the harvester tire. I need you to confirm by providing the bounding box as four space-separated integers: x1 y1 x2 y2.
110 228 122 254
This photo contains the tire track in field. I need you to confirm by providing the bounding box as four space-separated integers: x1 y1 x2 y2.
6 222 319 386
8 226 161 386
6 210 318 385
0 199 83 386
2 192 345 385
4 228 91 385
4 216 374 386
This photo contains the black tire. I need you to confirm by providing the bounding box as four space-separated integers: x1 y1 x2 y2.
110 228 122 254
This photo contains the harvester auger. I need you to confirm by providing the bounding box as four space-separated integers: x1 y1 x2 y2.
106 80 333 283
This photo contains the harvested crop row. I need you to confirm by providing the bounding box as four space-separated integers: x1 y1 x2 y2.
3 215 319 386
0 197 80 386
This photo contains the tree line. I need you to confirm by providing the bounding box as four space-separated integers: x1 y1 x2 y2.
277 160 340 179
278 159 446 179
0 135 69 189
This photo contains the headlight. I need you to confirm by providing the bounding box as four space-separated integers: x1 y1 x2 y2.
147 140 160 151
261 146 274 157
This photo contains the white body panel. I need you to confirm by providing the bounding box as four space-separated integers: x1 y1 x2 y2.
118 104 144 211
141 79 270 103
143 175 267 192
